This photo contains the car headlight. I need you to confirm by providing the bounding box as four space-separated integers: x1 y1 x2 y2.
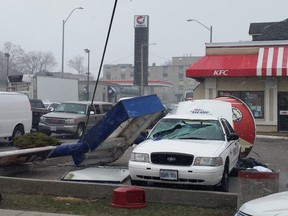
194 157 223 166
130 153 149 162
40 116 46 123
65 119 76 124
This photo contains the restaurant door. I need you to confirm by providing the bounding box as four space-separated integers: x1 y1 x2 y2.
278 92 288 131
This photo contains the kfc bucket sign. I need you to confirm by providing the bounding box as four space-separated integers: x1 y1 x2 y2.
134 15 148 27
214 96 256 157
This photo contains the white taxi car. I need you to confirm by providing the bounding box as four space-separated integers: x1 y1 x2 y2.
235 191 288 216
129 114 240 191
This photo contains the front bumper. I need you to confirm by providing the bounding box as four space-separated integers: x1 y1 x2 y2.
129 161 224 186
38 123 77 135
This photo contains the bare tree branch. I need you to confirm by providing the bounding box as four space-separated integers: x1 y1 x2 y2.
68 55 84 74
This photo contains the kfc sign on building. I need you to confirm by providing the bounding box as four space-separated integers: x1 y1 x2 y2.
214 69 229 76
134 15 148 27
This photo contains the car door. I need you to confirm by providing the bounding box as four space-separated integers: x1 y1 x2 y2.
85 104 97 130
88 104 104 128
221 118 240 169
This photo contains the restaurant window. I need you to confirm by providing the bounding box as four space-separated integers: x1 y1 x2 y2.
218 91 264 119
178 72 184 81
163 66 168 78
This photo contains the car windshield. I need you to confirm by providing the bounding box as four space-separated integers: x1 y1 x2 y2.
148 118 225 141
30 100 45 109
55 103 87 114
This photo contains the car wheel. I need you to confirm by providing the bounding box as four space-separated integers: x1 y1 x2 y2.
75 123 85 139
130 178 147 186
10 125 24 143
217 162 229 192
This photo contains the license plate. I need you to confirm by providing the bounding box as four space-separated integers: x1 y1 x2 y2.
50 126 57 131
159 169 178 180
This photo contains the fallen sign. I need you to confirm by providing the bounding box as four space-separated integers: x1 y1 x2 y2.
61 166 130 184
0 146 55 166
0 95 165 167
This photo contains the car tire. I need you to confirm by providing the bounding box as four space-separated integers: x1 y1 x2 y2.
130 178 147 186
217 162 229 192
75 123 85 139
10 125 24 144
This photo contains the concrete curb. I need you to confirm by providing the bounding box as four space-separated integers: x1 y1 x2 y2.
0 176 237 208
0 209 80 216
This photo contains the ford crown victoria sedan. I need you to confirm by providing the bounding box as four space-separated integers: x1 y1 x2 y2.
129 114 240 191
235 191 288 216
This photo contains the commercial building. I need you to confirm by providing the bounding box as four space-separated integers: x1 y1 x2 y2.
101 56 200 104
186 19 288 132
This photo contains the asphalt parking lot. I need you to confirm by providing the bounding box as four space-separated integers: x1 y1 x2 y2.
245 134 288 192
0 133 287 215
1 134 287 193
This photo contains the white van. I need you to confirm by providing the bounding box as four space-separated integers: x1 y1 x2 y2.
0 92 32 143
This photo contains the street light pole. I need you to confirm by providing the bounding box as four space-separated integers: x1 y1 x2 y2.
140 43 156 96
84 49 90 101
61 7 83 78
4 53 10 92
187 18 213 43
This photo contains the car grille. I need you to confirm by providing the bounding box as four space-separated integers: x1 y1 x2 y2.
45 118 66 125
151 152 194 166
136 175 204 183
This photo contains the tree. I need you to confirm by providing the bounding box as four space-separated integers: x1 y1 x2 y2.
22 51 58 74
39 52 58 72
0 50 6 80
1 42 25 74
68 55 84 74
0 42 58 75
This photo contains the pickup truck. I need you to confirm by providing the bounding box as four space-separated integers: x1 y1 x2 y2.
29 99 50 131
38 101 113 138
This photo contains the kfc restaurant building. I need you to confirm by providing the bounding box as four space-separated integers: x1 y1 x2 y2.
186 40 288 132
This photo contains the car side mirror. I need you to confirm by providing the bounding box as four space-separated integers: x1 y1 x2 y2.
227 133 239 141
49 107 54 112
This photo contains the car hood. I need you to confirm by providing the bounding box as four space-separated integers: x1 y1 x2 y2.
43 112 84 119
238 191 288 216
134 139 225 156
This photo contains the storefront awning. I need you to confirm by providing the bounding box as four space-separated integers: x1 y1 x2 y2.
186 47 288 78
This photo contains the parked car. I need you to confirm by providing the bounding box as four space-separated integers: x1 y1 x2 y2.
43 101 60 111
129 114 240 191
38 101 113 138
29 98 49 131
235 191 288 216
0 92 32 143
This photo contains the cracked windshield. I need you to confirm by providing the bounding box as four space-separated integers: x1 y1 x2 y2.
0 1 288 216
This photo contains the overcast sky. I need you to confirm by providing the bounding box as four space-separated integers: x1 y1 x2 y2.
1 0 288 77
